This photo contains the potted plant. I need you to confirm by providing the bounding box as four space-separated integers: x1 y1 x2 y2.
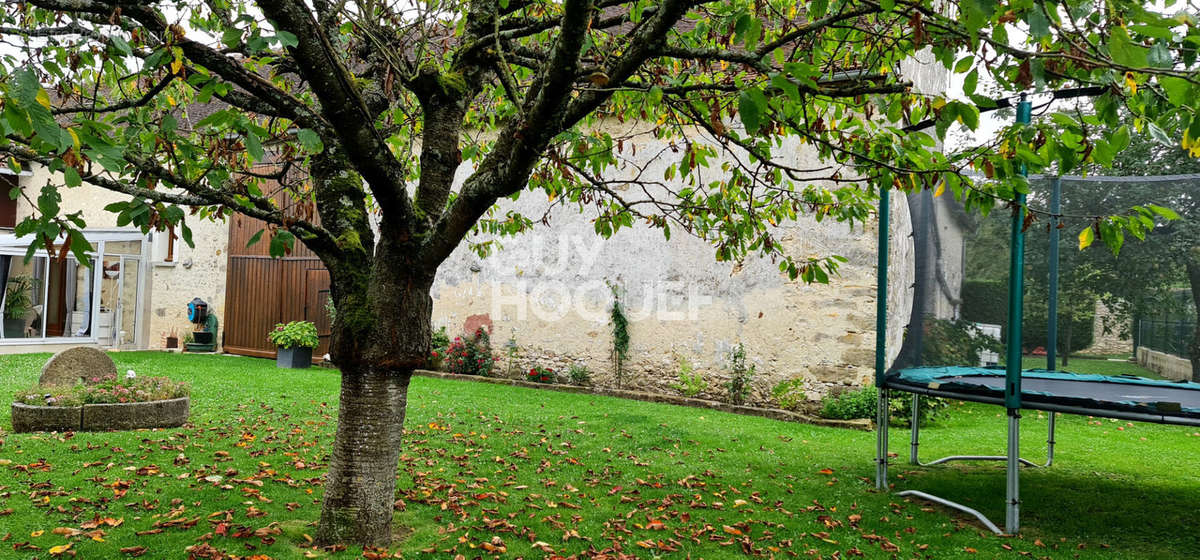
268 321 319 369
165 328 179 349
3 276 33 338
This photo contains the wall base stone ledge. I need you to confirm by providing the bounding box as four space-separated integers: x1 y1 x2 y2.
414 369 872 431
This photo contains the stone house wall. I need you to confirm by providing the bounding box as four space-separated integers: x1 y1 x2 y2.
429 130 915 408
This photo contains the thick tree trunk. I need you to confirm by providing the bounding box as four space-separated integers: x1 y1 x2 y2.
314 225 436 545
314 365 412 545
1186 259 1200 383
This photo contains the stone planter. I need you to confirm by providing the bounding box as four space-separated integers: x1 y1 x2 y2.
11 402 82 433
276 346 312 369
10 397 189 433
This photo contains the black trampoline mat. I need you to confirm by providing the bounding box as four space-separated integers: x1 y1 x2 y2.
938 375 1200 410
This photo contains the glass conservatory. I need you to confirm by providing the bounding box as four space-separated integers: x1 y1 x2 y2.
0 230 148 349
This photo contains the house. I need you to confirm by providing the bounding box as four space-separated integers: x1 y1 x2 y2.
0 166 230 355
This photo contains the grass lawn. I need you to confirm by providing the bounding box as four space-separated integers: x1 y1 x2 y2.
1018 355 1163 379
0 352 1197 559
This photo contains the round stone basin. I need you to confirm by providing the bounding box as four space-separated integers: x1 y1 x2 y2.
11 397 189 433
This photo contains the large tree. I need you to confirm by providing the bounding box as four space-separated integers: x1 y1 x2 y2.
1 0 1197 546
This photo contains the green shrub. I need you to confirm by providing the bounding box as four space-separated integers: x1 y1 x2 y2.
725 343 755 405
431 326 451 353
920 318 1000 367
771 378 806 411
446 327 495 376
889 392 949 428
960 279 1008 327
819 386 877 420
816 385 947 427
670 357 708 398
267 321 319 349
567 364 591 386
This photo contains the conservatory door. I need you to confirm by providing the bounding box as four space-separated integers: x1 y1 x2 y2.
99 255 141 348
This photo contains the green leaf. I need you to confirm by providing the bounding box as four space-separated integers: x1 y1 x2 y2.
1147 204 1180 220
275 31 298 48
1159 76 1191 106
1027 7 1050 39
1108 26 1148 67
296 129 323 152
63 166 81 188
737 88 767 135
269 230 295 258
1147 122 1173 146
245 131 264 162
963 68 979 96
809 0 829 19
221 28 243 49
245 228 265 248
180 223 194 248
1109 125 1130 153
109 35 133 56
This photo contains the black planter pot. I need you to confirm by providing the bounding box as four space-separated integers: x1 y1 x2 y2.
276 346 313 369
3 317 25 338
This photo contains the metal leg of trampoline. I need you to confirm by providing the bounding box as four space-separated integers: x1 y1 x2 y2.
897 490 1002 535
1044 412 1055 467
1006 410 1020 534
875 388 890 490
909 393 1055 468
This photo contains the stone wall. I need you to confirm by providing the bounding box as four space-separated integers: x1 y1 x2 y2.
1083 299 1132 355
1136 347 1192 382
430 131 914 408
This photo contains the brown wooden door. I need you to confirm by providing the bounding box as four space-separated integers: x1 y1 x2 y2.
305 268 331 357
223 206 331 361
222 257 282 358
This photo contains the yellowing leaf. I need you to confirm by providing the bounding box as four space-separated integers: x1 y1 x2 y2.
934 181 946 197
31 530 44 537
1078 226 1095 250
35 88 51 109
49 543 72 555
1124 72 1137 94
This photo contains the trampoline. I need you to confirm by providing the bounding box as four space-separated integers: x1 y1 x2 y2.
887 367 1200 425
872 93 1199 535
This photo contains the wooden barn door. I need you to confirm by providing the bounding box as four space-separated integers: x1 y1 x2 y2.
224 203 331 361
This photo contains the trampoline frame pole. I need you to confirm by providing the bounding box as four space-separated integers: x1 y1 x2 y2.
875 187 891 490
1005 93 1033 535
1045 176 1062 467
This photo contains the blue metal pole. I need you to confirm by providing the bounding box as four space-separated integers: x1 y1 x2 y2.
1047 176 1061 371
875 187 891 490
876 187 890 387
1006 94 1032 408
1006 93 1033 535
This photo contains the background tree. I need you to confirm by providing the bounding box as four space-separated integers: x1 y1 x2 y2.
1 0 1198 547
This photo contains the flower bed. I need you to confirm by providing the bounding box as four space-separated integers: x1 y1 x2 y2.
15 372 189 407
11 372 191 433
